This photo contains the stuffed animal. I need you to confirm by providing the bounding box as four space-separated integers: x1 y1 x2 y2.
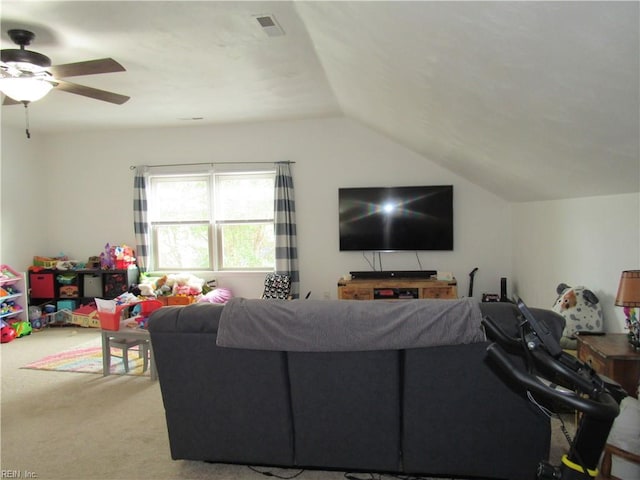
136 275 168 297
137 283 155 296
198 288 233 304
166 273 204 296
552 283 604 349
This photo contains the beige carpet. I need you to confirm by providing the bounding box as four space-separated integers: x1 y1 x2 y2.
1 327 574 480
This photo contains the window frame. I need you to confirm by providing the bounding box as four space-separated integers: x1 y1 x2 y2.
148 168 275 272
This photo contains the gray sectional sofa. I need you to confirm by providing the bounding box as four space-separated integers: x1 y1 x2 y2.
148 299 565 480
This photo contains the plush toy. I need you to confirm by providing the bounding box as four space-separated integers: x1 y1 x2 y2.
155 275 167 292
100 243 115 269
552 283 604 349
174 285 191 296
198 288 233 304
136 275 168 297
166 273 204 296
137 283 155 296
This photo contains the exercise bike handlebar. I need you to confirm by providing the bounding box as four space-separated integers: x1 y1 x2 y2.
483 316 609 396
483 311 627 397
486 343 620 420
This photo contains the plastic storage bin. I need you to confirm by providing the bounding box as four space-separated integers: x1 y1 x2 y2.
57 299 76 311
30 272 55 298
97 304 131 331
83 274 103 297
98 300 163 331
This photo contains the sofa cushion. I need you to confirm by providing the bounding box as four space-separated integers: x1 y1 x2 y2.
402 342 550 480
149 304 294 466
287 350 401 472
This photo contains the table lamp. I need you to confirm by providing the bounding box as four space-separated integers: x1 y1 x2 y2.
615 270 640 350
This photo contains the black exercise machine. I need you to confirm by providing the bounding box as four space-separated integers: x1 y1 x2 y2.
482 297 627 480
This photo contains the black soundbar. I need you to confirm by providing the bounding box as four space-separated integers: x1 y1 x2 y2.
349 270 437 280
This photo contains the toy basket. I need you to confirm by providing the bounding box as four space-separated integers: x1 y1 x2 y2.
136 299 163 317
56 274 77 285
96 299 163 331
33 256 58 269
97 304 131 331
1 264 20 279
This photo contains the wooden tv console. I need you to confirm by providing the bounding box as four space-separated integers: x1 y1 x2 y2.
337 277 457 300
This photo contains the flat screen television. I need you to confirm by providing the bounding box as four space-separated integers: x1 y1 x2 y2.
339 185 453 251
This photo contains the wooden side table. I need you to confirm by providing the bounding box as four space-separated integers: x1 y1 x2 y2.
576 333 640 398
576 335 640 479
600 443 640 479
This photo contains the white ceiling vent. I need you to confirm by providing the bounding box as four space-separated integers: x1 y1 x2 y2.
255 14 285 37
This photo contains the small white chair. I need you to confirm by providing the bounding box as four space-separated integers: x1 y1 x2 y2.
107 337 149 374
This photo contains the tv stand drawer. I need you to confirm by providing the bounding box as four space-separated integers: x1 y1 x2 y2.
338 287 372 300
338 278 457 300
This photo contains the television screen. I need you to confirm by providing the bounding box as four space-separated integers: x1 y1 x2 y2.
339 185 453 251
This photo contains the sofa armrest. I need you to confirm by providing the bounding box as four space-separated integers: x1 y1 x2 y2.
147 301 294 466
148 302 223 334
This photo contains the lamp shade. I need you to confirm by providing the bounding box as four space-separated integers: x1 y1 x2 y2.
0 77 53 102
615 270 640 307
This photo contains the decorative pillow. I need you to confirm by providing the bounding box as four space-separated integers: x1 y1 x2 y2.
552 283 604 349
262 273 291 299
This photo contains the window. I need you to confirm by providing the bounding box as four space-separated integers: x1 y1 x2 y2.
148 170 275 271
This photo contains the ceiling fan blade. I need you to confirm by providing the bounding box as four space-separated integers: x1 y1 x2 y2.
54 79 130 105
49 58 125 78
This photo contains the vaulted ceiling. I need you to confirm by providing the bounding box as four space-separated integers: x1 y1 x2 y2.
2 1 638 202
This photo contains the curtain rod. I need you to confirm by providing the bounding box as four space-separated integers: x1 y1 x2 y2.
129 161 294 170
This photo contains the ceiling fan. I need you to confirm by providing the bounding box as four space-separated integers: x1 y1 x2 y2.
0 28 129 106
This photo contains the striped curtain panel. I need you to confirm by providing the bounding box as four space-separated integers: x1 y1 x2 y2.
133 166 149 272
274 162 299 299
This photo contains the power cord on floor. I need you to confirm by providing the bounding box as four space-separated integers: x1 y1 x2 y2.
248 466 305 479
344 473 445 480
248 466 447 480
247 468 449 480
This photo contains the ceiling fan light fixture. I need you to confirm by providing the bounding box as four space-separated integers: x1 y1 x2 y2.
0 76 53 102
1 48 52 69
1 29 128 107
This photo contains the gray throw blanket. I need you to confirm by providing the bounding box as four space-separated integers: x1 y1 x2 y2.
216 297 485 352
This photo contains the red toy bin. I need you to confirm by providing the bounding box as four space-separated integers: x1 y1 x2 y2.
137 300 163 316
97 304 130 331
29 272 55 298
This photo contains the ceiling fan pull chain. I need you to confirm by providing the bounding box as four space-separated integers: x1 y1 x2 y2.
22 101 31 139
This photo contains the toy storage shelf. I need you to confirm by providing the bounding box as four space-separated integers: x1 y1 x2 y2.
1 265 27 322
29 267 138 324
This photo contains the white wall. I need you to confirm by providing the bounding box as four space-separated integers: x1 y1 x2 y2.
3 118 637 312
2 117 512 299
0 128 48 268
513 193 640 332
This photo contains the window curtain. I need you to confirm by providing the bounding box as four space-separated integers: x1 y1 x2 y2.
133 166 149 272
274 162 299 299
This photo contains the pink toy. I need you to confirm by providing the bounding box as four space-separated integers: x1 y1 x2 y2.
198 288 233 304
